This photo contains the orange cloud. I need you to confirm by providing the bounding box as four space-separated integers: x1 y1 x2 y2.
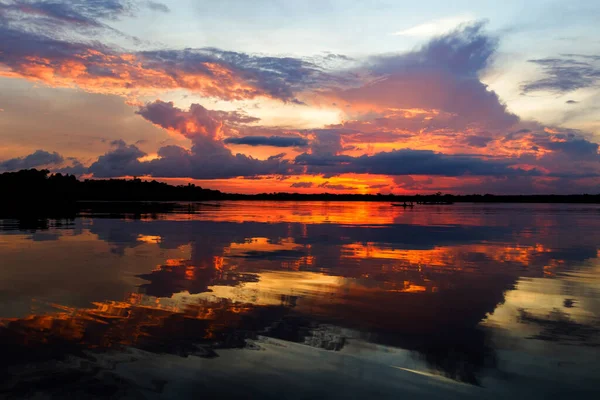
0 49 266 102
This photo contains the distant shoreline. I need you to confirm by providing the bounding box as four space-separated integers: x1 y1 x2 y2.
2 199 599 226
1 170 599 215
72 197 600 204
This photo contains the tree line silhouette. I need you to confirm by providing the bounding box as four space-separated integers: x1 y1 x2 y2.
1 169 599 215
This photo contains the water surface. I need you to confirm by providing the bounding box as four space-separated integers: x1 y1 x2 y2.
1 202 599 398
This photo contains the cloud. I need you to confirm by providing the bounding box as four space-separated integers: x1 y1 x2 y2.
464 134 494 148
137 101 225 141
89 140 146 177
522 55 600 94
368 184 388 190
0 3 339 102
1 1 170 28
495 125 600 182
343 130 412 144
110 139 128 147
0 149 64 171
0 40 335 102
335 21 518 131
290 182 313 188
393 176 434 191
88 99 599 186
295 149 533 177
0 14 511 118
373 21 497 77
224 135 308 147
502 126 599 159
306 129 350 155
544 136 599 157
0 0 167 45
146 1 169 13
138 48 339 102
317 182 354 191
90 101 294 179
55 160 88 175
1 13 598 193
2 0 134 30
89 142 293 180
393 15 476 37
87 100 543 181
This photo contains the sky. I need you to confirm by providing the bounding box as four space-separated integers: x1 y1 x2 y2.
0 0 599 194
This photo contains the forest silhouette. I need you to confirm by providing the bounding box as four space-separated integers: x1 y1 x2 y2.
1 169 599 216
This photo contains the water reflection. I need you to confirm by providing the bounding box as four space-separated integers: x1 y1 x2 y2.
0 202 599 397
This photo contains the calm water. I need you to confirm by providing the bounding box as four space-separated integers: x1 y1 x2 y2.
0 201 599 398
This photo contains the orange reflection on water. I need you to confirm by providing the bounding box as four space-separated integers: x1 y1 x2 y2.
0 294 270 354
228 237 300 255
137 235 162 244
342 243 462 268
342 242 554 269
160 201 406 225
143 201 517 228
0 239 590 371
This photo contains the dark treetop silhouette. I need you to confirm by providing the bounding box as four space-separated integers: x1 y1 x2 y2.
1 169 599 216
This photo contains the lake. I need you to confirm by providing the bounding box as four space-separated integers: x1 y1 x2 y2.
0 201 599 398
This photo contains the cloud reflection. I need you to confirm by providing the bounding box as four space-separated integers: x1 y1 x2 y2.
0 202 599 391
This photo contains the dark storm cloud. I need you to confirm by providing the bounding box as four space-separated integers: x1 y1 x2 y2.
522 55 600 94
224 136 309 147
295 149 534 177
0 150 64 171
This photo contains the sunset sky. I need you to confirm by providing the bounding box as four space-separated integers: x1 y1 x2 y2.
1 0 599 194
